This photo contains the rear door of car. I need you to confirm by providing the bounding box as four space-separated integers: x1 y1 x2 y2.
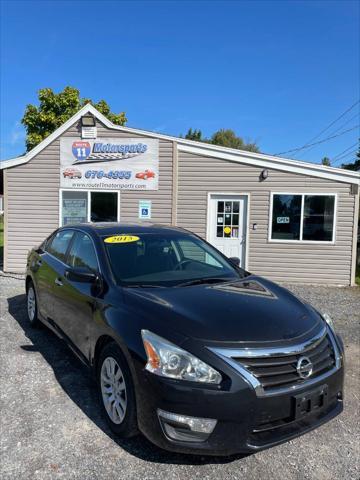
44 229 75 330
51 230 100 359
34 229 74 322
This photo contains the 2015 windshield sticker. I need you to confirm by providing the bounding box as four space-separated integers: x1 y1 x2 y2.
104 235 140 244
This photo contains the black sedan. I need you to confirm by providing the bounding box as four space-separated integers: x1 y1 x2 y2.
26 223 344 456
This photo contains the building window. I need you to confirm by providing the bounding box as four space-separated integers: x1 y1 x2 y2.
62 191 88 225
271 194 302 240
270 194 336 243
302 195 335 241
60 190 120 226
90 192 117 222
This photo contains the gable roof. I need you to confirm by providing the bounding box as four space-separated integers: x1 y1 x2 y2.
1 104 359 185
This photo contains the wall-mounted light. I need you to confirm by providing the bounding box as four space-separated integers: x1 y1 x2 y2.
259 169 268 181
81 115 96 127
252 223 258 231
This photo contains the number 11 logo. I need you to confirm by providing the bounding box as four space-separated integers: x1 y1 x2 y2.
72 141 91 161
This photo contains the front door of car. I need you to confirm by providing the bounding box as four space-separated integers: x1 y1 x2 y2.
51 231 100 359
208 195 248 268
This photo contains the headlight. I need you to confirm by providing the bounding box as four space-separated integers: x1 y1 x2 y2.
323 312 335 331
141 330 222 384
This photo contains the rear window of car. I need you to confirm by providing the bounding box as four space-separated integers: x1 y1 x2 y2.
47 230 74 262
67 232 99 272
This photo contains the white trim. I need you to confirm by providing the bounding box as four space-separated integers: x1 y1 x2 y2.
206 192 250 270
268 192 338 245
59 188 120 226
1 103 359 185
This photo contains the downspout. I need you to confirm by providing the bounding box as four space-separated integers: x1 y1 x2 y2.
350 187 359 286
171 141 178 226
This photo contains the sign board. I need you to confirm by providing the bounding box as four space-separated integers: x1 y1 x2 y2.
277 216 290 224
60 138 159 190
139 200 152 219
81 126 97 139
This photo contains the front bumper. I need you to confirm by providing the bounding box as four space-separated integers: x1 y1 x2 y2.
132 355 344 456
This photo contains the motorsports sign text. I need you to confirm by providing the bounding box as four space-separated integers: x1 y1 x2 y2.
60 137 159 190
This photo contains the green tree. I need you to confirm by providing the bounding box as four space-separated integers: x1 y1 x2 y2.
321 157 331 166
210 129 259 152
180 127 259 152
342 149 360 171
22 87 127 151
184 128 203 141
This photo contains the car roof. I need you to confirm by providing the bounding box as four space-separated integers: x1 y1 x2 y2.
60 223 191 237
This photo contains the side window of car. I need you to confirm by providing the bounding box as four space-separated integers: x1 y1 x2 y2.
47 230 74 263
68 232 99 272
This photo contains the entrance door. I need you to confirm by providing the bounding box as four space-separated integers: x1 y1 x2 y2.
208 195 248 268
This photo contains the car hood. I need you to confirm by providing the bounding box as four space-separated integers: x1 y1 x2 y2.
123 276 324 345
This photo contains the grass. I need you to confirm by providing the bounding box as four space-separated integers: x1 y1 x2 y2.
356 263 360 286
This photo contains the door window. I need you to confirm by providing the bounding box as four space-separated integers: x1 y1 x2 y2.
68 232 99 272
47 230 74 262
216 201 240 238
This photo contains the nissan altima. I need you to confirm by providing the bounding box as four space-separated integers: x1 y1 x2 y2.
26 223 344 456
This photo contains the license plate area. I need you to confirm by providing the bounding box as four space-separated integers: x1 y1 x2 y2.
294 385 328 419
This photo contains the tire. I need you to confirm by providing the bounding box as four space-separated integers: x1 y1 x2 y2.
26 281 40 328
97 342 138 438
143 175 148 180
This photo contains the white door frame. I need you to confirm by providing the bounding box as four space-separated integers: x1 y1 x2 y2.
206 192 250 270
59 188 121 226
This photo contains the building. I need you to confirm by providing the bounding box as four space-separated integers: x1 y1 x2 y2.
1 104 359 285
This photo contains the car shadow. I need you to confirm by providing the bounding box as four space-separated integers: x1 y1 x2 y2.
8 293 249 466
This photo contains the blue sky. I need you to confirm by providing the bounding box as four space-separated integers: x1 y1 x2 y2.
1 0 359 165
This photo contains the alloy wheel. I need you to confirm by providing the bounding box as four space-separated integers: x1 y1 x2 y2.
100 356 127 424
27 286 36 322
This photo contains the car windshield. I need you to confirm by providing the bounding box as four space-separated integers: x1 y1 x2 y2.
104 233 245 287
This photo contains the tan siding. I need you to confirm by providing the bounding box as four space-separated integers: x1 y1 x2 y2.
5 120 174 272
4 117 356 285
5 136 60 272
177 151 355 286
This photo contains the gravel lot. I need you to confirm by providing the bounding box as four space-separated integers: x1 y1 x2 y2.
0 275 359 480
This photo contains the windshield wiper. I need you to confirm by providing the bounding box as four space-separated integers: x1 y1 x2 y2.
176 278 231 288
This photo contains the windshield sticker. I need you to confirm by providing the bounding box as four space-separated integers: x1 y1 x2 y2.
104 235 140 244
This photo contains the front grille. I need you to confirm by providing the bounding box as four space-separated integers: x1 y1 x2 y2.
232 333 336 392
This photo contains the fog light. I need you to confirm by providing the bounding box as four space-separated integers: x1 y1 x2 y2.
157 409 217 443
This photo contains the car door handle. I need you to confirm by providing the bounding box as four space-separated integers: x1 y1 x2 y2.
55 278 63 287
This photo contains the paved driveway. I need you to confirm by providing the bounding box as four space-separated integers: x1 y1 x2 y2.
0 276 359 479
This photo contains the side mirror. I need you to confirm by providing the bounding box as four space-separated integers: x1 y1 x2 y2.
65 267 98 283
229 256 240 267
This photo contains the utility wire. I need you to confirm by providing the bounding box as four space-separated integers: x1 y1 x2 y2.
322 112 359 139
332 150 358 165
274 100 359 157
331 142 359 161
274 125 359 156
295 117 359 162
